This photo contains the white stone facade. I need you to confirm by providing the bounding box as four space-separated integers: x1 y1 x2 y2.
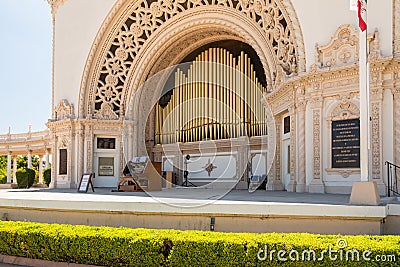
44 0 400 194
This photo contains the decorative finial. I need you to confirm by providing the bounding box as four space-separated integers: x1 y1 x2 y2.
48 0 67 16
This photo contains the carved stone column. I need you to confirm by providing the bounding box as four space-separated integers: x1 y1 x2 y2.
267 116 283 191
123 120 135 162
38 155 44 184
84 124 93 173
76 124 84 183
296 100 307 192
45 149 50 169
50 134 57 188
6 151 11 183
119 124 125 177
286 106 297 192
370 84 386 193
12 155 17 183
27 150 32 169
68 127 75 188
394 88 400 165
309 97 325 193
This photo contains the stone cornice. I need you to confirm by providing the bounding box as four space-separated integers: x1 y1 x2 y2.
47 118 126 129
269 57 397 99
265 57 400 114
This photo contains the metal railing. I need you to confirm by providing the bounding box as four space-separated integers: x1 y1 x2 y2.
385 161 400 197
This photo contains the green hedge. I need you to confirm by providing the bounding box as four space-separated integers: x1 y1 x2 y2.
0 221 399 266
15 168 35 188
43 167 51 186
0 168 6 184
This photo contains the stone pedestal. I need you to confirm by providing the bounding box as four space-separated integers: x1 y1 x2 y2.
349 181 381 205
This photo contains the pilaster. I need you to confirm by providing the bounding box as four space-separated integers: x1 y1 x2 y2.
84 124 94 173
309 97 325 193
50 133 57 188
369 86 386 194
393 86 400 166
286 106 297 192
267 116 283 191
295 100 307 192
77 124 84 182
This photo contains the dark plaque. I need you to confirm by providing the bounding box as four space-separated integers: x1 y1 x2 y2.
331 119 360 168
59 149 67 175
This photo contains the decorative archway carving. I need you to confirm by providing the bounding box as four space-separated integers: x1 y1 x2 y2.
78 0 306 120
331 101 359 121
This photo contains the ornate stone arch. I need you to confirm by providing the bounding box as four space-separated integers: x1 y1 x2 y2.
78 0 306 120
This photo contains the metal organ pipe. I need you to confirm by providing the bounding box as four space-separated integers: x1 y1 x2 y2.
155 47 268 145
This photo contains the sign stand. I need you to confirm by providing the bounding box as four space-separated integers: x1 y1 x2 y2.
78 173 95 193
127 156 162 191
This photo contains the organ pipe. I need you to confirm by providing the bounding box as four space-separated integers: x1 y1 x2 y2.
155 47 268 145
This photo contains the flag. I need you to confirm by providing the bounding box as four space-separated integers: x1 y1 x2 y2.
357 0 367 31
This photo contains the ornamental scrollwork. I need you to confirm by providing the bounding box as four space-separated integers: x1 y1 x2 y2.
55 99 74 121
331 101 359 121
313 24 381 70
90 0 301 119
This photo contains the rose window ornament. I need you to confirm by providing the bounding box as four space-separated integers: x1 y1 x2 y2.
89 0 301 119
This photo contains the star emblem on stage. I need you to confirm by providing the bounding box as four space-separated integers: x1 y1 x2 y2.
203 159 217 177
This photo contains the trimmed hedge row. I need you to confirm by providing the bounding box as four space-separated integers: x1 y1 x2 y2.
0 221 399 266
15 168 35 188
43 167 51 186
0 168 6 184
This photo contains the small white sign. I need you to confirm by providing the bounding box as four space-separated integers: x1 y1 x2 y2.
350 0 357 11
99 165 114 176
79 174 91 191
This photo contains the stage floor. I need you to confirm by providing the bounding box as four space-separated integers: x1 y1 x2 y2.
1 187 355 203
0 188 399 235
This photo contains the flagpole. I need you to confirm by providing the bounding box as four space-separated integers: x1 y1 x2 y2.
359 0 369 182
349 0 380 205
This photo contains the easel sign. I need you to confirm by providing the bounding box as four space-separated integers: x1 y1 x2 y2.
78 173 95 193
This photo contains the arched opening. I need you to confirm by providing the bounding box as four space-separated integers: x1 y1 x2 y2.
77 0 305 190
140 39 273 189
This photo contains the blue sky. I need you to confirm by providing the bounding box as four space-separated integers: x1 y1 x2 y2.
0 0 52 134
